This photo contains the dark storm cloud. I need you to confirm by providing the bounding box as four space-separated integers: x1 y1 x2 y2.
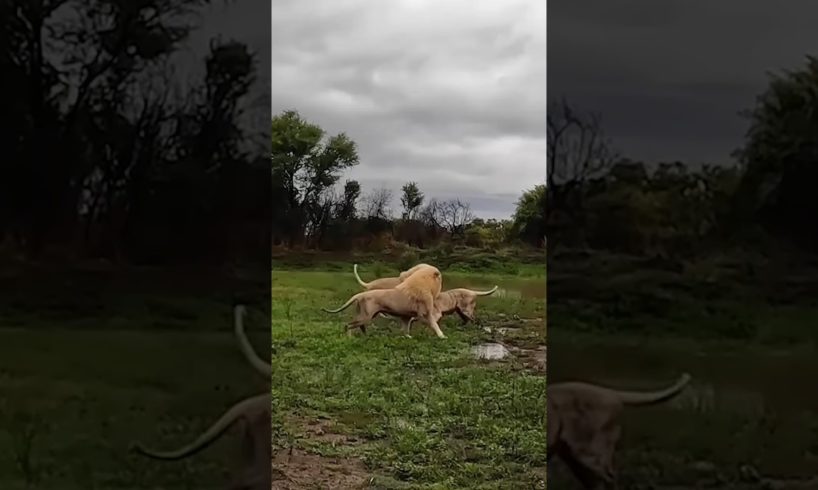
270 0 546 219
549 0 818 164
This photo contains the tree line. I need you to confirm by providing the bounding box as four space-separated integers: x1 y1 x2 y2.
2 0 544 264
548 55 818 260
271 110 546 251
1 0 269 265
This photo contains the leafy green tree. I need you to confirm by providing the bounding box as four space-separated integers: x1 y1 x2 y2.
271 110 359 244
400 182 424 219
735 55 818 247
512 184 546 247
334 179 362 221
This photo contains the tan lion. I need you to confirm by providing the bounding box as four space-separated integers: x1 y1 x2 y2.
324 265 446 338
400 286 498 332
352 262 435 290
548 373 691 489
131 305 271 490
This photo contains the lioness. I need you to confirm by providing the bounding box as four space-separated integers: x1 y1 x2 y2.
353 263 436 290
401 286 498 331
548 373 692 489
324 265 447 338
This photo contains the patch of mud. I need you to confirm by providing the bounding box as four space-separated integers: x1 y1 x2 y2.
287 415 362 446
272 448 370 489
481 317 544 340
517 345 546 372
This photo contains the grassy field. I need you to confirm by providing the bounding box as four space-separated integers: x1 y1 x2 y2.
0 251 544 489
548 250 818 489
0 263 268 489
13 245 813 489
270 261 546 489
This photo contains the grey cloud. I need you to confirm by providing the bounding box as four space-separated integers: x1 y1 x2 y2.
549 0 818 164
271 0 545 219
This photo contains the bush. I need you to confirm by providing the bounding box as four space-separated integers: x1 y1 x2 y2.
397 250 421 271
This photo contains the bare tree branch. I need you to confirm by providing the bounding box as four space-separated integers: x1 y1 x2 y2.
361 187 393 220
547 98 617 188
438 198 474 237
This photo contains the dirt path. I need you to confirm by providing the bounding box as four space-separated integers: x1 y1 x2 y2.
272 448 370 489
273 416 371 489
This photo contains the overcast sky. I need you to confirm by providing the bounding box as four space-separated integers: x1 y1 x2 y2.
191 2 818 218
268 0 546 220
549 0 818 166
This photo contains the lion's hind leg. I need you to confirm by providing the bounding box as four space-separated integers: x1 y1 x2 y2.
345 299 380 336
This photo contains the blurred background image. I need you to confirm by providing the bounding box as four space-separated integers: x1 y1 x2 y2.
549 1 818 488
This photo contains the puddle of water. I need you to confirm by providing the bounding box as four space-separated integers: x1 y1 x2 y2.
445 278 544 299
670 382 767 417
472 342 511 360
550 339 818 414
494 287 522 300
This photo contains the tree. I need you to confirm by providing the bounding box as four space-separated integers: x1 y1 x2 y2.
464 218 512 247
418 198 442 228
547 98 617 225
400 182 424 219
117 39 261 263
334 180 361 221
512 185 546 247
547 98 617 188
362 187 393 220
270 110 359 244
734 55 818 247
0 0 222 258
438 198 475 237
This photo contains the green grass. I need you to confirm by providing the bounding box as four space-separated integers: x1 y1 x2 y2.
23 247 818 488
549 329 818 488
0 264 268 489
0 257 544 489
271 269 546 489
0 327 268 489
548 251 818 487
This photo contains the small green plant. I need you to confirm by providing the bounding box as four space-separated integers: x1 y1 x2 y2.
284 297 294 337
7 410 46 486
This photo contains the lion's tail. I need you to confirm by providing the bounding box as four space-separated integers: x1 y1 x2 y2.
615 373 692 406
471 285 499 296
233 305 270 378
131 394 265 461
322 293 361 314
353 264 370 288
